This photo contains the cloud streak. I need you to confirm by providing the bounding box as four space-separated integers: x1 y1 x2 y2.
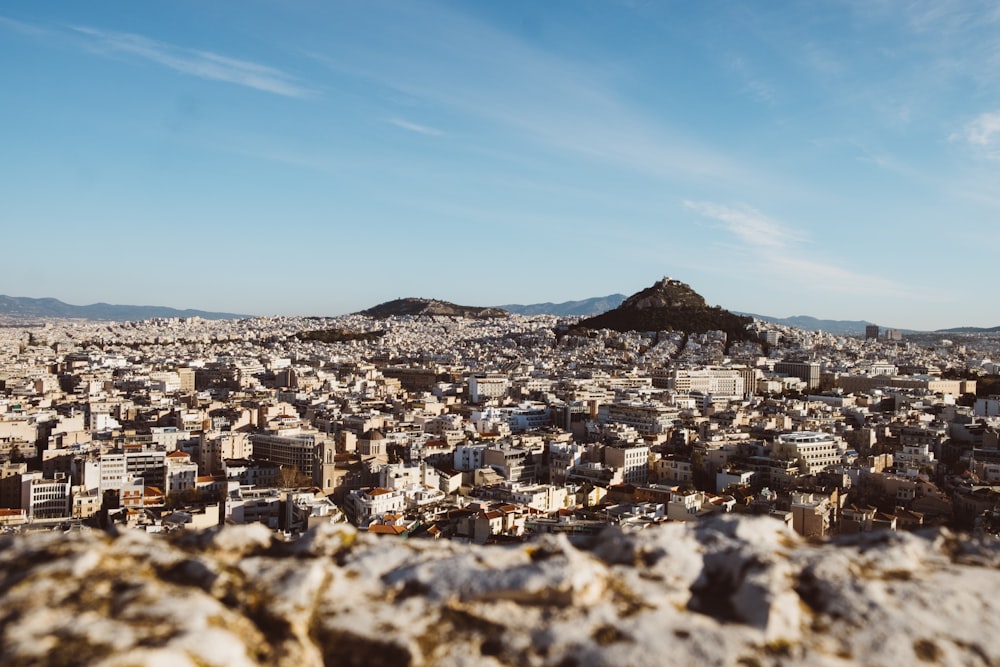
387 118 444 136
684 200 912 298
70 26 312 98
956 111 1000 158
727 55 776 105
0 14 51 37
305 6 766 193
683 201 801 250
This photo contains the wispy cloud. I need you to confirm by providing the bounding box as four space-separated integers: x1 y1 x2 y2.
684 200 912 297
954 111 1000 158
742 79 776 105
70 26 312 98
387 118 444 136
726 55 776 105
901 0 1000 35
683 201 801 250
800 42 843 77
0 14 50 37
305 6 765 193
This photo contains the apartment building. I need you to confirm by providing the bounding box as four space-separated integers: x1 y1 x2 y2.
21 472 71 520
250 426 323 477
667 367 752 398
604 443 650 485
773 361 821 390
344 486 405 527
773 432 845 475
599 401 677 435
469 375 510 403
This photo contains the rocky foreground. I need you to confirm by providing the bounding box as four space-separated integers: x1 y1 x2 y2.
1 517 999 666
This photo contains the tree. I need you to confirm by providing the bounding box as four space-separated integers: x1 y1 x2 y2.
278 465 311 489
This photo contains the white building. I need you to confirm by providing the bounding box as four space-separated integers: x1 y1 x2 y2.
503 403 551 433
454 443 489 472
285 489 343 533
599 401 677 435
21 472 71 520
549 441 586 485
227 487 282 529
668 367 750 398
716 468 754 493
604 444 650 485
470 408 512 436
893 443 937 475
345 487 406 527
469 375 509 403
378 462 440 492
165 451 199 496
200 431 253 476
773 432 846 475
92 449 167 494
652 457 693 485
666 490 734 521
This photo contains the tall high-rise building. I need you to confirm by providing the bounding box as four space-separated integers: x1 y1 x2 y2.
865 324 880 340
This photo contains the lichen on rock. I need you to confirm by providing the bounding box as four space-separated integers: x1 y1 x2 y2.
1 516 999 666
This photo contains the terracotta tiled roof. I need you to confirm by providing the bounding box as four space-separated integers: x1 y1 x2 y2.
367 524 406 535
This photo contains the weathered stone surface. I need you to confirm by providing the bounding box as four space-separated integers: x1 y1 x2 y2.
1 516 999 666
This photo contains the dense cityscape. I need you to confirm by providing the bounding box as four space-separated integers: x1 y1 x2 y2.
3 278 999 542
5 2 1000 663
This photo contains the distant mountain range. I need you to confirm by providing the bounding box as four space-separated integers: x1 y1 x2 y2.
933 325 1000 334
736 314 1000 336
2 292 996 333
499 294 626 317
735 313 877 336
0 295 249 321
357 298 507 319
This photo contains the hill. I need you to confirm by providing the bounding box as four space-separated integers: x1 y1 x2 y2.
358 297 507 319
573 277 754 342
737 313 875 335
0 295 250 321
499 294 626 317
934 325 1000 334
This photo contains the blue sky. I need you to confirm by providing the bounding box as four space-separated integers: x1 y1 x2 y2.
2 1 998 329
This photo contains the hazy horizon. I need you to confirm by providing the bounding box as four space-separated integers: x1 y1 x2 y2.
3 289 994 332
3 1 999 329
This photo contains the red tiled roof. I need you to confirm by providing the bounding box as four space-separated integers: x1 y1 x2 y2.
367 524 406 535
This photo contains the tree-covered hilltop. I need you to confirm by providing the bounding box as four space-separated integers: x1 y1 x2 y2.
572 277 754 343
295 329 385 343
